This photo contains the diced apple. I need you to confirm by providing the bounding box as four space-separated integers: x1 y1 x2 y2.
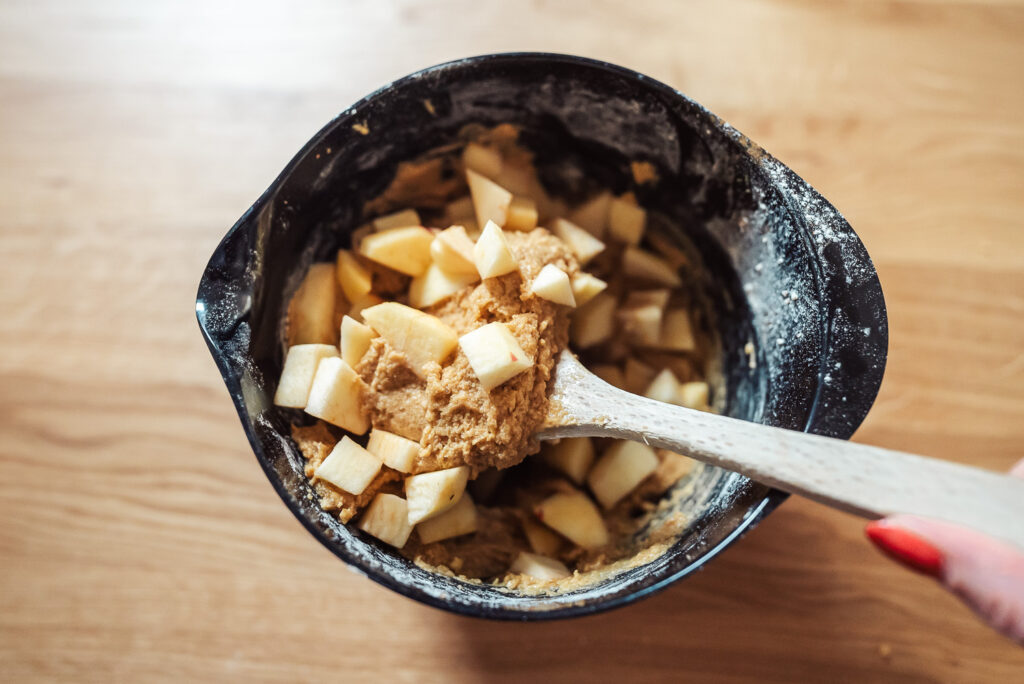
522 518 563 557
358 493 414 548
618 302 664 347
509 552 571 581
459 322 533 391
568 192 612 238
473 220 518 279
430 225 478 276
340 315 374 368
313 436 383 495
678 381 711 411
530 264 575 307
571 293 617 348
360 226 434 276
608 196 646 245
405 466 470 524
624 357 657 395
350 224 373 249
552 218 605 264
416 494 478 544
505 196 538 231
289 263 336 345
348 293 384 322
623 289 671 310
445 195 475 223
467 169 513 228
335 250 373 302
623 246 681 286
304 357 370 434
570 272 608 306
462 143 502 179
361 302 458 377
658 309 696 352
591 364 627 391
587 441 660 509
273 344 339 408
409 263 478 308
543 437 595 485
373 208 421 231
534 491 608 549
366 428 421 473
644 368 682 405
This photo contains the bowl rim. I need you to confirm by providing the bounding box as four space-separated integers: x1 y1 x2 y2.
196 51 887 620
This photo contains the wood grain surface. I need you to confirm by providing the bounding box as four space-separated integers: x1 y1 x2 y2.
2 0 1022 681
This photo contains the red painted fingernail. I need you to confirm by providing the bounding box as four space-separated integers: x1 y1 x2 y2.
865 521 944 578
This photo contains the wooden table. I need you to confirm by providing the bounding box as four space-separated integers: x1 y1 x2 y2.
2 1 1022 680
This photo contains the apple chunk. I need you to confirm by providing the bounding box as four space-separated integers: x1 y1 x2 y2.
570 272 607 306
335 250 373 302
658 309 696 352
273 344 339 408
361 302 458 377
571 292 617 348
552 218 605 264
509 552 571 581
530 264 576 307
534 491 608 549
622 246 681 286
429 225 477 276
313 436 383 495
467 169 513 228
416 494 478 544
358 493 414 548
372 208 421 231
522 518 563 556
405 466 470 524
289 263 336 345
505 196 538 231
304 357 369 434
644 368 683 405
543 437 595 485
366 428 421 473
340 315 374 367
607 196 646 245
462 143 502 179
359 226 434 276
587 441 660 509
473 220 518 279
409 263 478 309
568 192 611 238
459 322 533 391
678 381 711 411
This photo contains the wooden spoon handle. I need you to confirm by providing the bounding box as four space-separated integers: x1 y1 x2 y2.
543 352 1024 550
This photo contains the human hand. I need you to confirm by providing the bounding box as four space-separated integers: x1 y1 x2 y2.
865 459 1024 645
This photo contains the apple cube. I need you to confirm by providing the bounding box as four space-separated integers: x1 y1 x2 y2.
623 246 681 286
430 225 478 276
416 494 478 544
568 192 612 238
473 220 518 279
618 302 664 347
273 344 339 408
570 272 608 306
467 169 513 228
659 309 696 352
409 263 478 308
366 427 421 473
534 491 608 549
530 264 575 307
624 357 657 395
445 196 475 223
313 436 383 495
644 368 683 405
335 250 373 302
543 437 595 485
587 441 660 509
505 196 539 231
372 208 421 231
289 263 336 345
462 142 502 179
522 518 563 557
304 357 369 434
552 218 605 264
358 493 414 548
340 315 374 367
608 196 646 245
571 293 617 348
678 381 711 411
361 302 458 377
360 226 434 276
405 466 470 524
509 552 571 581
459 322 533 391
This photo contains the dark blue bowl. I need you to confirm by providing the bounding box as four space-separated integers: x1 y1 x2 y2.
196 53 887 620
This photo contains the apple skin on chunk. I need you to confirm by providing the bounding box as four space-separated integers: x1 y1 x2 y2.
416 494 478 544
313 436 383 495
509 551 571 581
304 357 369 434
473 220 518 279
361 302 458 377
289 263 336 345
530 264 576 307
534 491 609 549
358 493 414 548
359 226 434 276
467 169 513 228
340 315 374 368
587 441 660 509
366 428 420 473
273 344 339 408
458 322 533 391
405 466 470 525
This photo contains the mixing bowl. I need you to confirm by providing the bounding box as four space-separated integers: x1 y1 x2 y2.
196 53 887 619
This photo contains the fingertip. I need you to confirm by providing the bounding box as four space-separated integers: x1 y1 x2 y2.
866 518 945 579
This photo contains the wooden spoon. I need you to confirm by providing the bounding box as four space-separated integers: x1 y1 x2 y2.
540 351 1024 550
